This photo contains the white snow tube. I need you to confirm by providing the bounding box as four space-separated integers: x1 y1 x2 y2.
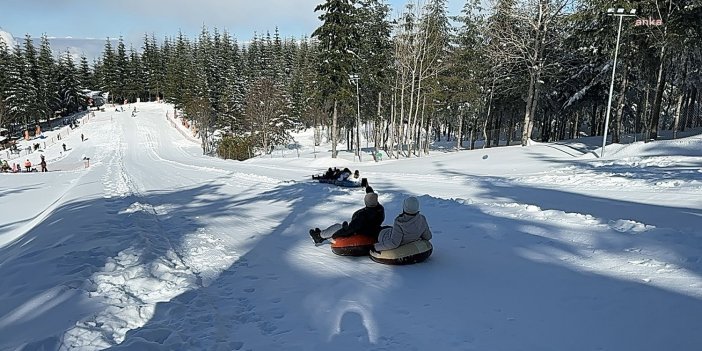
370 240 433 265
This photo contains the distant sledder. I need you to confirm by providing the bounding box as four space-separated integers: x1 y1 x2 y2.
312 167 367 188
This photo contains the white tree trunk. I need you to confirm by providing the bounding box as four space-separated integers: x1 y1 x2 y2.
332 100 338 158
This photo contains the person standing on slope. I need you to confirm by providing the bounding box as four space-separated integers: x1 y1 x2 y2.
40 154 47 172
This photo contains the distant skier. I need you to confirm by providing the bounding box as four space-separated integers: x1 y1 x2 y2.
62 143 67 152
81 134 84 142
40 155 47 172
23 159 32 172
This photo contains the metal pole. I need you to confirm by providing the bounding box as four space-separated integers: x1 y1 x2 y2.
601 15 624 158
355 78 361 162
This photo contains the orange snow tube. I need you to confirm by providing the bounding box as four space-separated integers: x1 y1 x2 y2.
331 234 377 256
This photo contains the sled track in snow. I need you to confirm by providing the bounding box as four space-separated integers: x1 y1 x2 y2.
60 125 228 350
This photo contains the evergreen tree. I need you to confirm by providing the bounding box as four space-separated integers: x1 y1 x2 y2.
0 39 13 127
0 38 10 108
437 0 485 149
163 32 192 109
99 38 117 102
56 51 81 114
115 37 128 102
5 44 35 131
141 34 158 101
356 0 393 149
22 34 41 125
244 77 295 154
312 0 360 158
78 54 93 91
37 34 57 123
125 47 143 102
221 34 246 133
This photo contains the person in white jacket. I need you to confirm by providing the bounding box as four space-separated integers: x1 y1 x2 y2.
374 196 432 252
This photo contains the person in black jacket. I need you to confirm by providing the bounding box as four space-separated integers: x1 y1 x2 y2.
309 191 385 245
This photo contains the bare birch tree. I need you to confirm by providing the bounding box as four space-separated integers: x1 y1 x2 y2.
487 0 570 146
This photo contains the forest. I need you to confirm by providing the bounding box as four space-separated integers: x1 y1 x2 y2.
0 0 700 160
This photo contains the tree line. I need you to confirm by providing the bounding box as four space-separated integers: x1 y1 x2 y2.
1 0 700 159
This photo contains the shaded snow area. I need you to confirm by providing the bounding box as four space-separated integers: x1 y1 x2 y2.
1 103 702 351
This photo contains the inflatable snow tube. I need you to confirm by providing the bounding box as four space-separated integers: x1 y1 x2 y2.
370 240 433 265
316 178 366 188
334 178 364 188
331 234 377 256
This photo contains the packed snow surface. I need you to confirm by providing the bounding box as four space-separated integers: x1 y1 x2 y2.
1 103 701 350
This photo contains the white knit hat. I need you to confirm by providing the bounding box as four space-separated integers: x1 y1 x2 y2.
403 196 420 214
364 193 379 207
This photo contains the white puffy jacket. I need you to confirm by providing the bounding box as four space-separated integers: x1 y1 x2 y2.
374 212 432 251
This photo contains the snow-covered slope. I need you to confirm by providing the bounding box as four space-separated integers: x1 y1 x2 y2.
0 28 15 47
1 103 701 351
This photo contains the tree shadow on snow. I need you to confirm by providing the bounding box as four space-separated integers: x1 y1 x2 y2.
105 178 702 350
0 184 243 350
7 174 700 350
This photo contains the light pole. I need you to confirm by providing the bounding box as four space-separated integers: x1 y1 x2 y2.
601 7 636 158
349 74 361 162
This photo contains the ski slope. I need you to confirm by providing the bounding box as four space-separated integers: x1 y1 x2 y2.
1 102 701 351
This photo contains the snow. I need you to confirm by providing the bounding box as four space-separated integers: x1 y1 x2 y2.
1 102 702 350
0 28 15 47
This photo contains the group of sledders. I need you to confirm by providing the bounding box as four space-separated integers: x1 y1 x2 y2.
309 186 433 265
312 167 367 188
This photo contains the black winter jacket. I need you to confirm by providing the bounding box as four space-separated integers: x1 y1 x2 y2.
333 204 385 239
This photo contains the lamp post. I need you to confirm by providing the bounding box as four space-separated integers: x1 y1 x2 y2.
601 7 636 158
349 74 361 162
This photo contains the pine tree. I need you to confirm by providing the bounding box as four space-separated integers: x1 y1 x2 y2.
164 32 192 110
115 37 128 102
141 34 157 101
244 77 294 154
312 0 359 158
37 34 57 123
56 51 81 114
221 34 247 133
22 35 41 126
5 44 35 131
0 39 12 127
356 0 393 150
125 47 143 102
99 38 117 102
78 54 93 91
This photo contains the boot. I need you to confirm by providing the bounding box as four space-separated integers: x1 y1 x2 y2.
309 228 324 245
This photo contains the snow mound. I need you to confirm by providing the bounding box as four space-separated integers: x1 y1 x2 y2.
609 219 655 233
607 133 702 158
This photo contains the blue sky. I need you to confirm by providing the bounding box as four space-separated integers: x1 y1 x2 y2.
1 0 465 43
